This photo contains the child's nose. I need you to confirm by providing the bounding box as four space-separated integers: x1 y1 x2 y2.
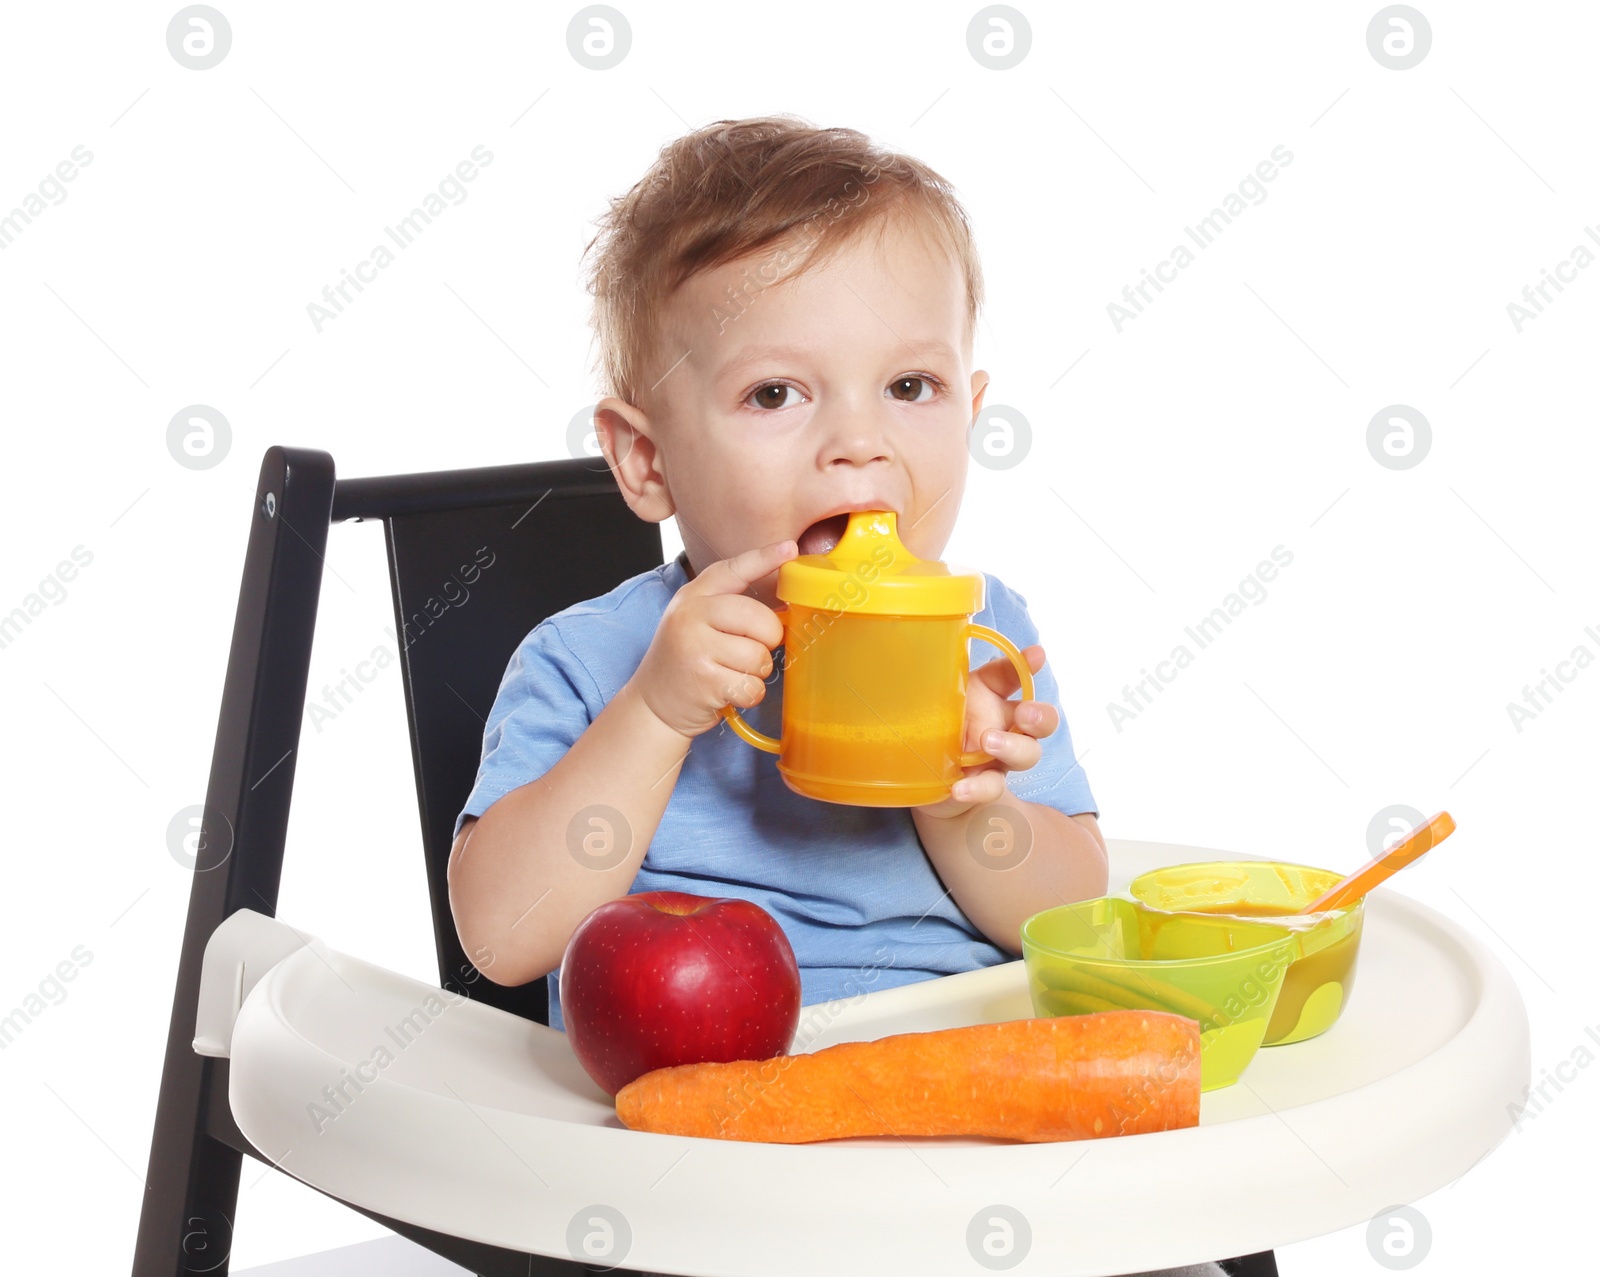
813 404 894 465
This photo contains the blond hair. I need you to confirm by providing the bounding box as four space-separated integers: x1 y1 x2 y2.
582 114 984 408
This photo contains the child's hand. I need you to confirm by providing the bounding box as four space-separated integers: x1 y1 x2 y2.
630 538 798 739
912 644 1056 821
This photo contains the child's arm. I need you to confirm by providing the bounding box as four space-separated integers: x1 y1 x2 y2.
913 797 1108 957
910 626 1109 955
448 537 798 988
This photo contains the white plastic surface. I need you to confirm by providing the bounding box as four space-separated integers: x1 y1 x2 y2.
212 839 1531 1276
194 907 333 1058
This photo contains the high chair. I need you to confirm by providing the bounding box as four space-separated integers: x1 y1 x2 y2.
132 447 1530 1277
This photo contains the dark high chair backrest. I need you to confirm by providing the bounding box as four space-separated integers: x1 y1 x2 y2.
334 451 663 1024
133 445 663 1274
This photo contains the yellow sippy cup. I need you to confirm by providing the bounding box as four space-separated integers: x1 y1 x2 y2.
717 510 1037 807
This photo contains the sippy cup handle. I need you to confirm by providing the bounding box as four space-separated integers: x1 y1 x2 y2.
717 611 786 754
957 623 1037 767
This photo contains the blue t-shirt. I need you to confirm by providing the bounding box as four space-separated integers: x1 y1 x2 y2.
455 550 1097 1031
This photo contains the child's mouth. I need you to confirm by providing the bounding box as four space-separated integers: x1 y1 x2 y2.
796 513 851 557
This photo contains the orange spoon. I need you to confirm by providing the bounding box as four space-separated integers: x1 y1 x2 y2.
1298 810 1456 914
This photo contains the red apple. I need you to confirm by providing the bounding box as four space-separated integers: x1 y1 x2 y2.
559 890 802 1096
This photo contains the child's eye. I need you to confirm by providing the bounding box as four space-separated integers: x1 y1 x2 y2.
887 375 942 404
745 382 805 411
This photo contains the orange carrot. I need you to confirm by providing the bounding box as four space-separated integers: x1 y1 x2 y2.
613 1010 1199 1143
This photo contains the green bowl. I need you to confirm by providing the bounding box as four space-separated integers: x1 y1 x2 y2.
1127 861 1366 1046
1021 896 1301 1091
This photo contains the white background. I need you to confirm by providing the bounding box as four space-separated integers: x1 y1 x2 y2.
1 1 1594 1272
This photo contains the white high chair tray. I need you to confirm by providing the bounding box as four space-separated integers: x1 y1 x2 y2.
199 838 1530 1276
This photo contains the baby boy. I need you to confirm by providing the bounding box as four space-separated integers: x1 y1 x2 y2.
447 114 1108 1035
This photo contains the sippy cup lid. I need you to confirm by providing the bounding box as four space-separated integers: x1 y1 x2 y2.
777 510 985 616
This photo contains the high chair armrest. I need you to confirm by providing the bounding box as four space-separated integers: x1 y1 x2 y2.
192 907 331 1058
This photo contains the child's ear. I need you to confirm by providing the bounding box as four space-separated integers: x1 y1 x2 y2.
968 368 991 423
595 396 674 523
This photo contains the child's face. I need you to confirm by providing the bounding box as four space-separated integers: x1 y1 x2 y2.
599 213 989 609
